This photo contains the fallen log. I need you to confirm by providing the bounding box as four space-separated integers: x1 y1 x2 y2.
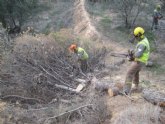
94 80 114 91
48 81 85 93
93 78 124 96
108 87 120 97
142 89 165 107
108 83 124 97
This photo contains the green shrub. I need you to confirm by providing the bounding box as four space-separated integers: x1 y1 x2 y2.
50 29 75 47
99 16 112 29
145 31 156 52
147 62 165 75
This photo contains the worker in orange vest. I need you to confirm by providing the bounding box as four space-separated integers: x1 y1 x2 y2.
69 44 89 73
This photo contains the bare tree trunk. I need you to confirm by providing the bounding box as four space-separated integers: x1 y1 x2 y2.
11 16 16 27
142 89 165 107
130 1 141 28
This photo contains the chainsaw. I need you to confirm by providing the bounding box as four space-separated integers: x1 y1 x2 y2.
110 50 135 61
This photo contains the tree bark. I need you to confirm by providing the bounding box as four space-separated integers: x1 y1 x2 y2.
94 79 123 96
108 87 120 97
142 89 165 107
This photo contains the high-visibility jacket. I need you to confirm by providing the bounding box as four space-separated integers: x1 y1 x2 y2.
135 37 150 64
153 9 162 19
77 47 89 60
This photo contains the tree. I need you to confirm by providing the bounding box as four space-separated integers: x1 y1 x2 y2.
160 0 165 9
112 0 154 28
0 0 38 31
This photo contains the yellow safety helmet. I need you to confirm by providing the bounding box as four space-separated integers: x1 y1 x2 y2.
133 27 145 38
156 5 161 11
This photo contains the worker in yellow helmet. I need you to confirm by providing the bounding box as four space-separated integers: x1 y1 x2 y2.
151 4 163 30
69 44 89 73
123 27 150 95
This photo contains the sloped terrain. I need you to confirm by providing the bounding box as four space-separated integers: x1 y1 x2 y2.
0 0 165 124
85 1 165 124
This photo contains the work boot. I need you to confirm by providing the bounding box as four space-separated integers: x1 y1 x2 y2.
131 83 143 93
123 84 131 95
131 83 139 91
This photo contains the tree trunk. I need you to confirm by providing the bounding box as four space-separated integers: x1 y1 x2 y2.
0 16 7 28
108 87 120 97
93 79 123 96
142 89 165 107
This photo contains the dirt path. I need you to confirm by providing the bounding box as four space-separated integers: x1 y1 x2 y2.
73 0 128 52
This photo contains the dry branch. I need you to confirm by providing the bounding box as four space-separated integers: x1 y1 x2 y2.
39 65 72 87
0 95 42 104
27 106 55 112
74 78 87 83
54 84 77 92
48 81 85 93
94 79 123 94
94 80 114 91
44 104 93 123
119 91 135 101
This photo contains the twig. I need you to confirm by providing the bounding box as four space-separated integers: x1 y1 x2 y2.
47 81 77 93
48 98 58 104
65 113 72 124
119 91 135 101
76 64 90 80
44 104 93 123
47 64 69 85
54 84 77 93
27 106 54 112
39 65 72 87
78 110 83 122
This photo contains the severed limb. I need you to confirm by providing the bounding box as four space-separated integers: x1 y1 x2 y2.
142 88 165 107
44 104 93 123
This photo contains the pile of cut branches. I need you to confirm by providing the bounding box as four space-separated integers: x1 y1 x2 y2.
0 34 107 103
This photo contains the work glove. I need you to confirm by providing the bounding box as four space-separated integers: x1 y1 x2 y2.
159 14 163 19
127 49 135 61
129 37 135 43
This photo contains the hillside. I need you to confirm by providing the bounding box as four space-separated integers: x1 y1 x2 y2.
0 0 165 124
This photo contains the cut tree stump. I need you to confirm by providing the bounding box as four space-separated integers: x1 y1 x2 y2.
108 83 124 97
94 80 114 91
93 78 124 97
108 87 120 97
142 89 165 107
